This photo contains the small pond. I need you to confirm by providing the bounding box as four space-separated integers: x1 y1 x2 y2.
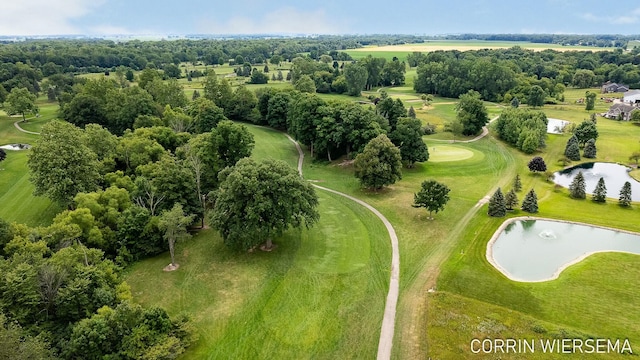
488 219 640 282
553 162 640 201
0 143 31 150
547 118 569 134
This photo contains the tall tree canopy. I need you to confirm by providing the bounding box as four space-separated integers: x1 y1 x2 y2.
210 158 319 251
455 90 489 136
354 134 403 190
28 121 100 207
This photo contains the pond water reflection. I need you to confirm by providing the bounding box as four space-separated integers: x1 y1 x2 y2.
553 162 640 201
488 219 640 282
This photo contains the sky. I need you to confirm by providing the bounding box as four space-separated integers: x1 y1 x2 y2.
1 0 640 36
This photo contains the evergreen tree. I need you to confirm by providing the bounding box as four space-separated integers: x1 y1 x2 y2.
569 171 586 199
527 156 547 173
488 188 507 217
583 138 597 158
505 189 519 211
565 142 581 161
619 181 632 207
277 70 284 81
408 106 416 119
192 90 200 100
592 177 607 202
521 189 538 213
564 135 578 154
510 96 520 108
513 174 522 192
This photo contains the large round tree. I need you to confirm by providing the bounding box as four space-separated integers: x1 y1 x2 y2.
354 134 403 190
28 120 100 207
210 158 319 251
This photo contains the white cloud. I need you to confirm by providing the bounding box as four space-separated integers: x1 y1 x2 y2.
582 7 640 25
198 7 347 34
0 0 104 35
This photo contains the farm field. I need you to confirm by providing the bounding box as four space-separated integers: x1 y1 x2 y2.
346 40 612 61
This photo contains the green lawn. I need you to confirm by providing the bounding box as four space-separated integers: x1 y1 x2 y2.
125 123 391 359
0 151 60 226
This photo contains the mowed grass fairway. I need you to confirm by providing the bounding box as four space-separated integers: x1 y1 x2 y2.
0 106 60 226
0 151 60 226
125 124 391 359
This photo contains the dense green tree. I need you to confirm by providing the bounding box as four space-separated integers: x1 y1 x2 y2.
0 314 54 360
412 180 450 219
104 85 158 135
28 121 100 207
505 189 519 210
158 204 195 269
585 91 596 110
266 91 292 130
528 156 547 173
343 63 368 96
569 171 586 199
203 74 233 111
65 301 191 360
3 87 38 122
287 93 326 157
514 174 522 192
163 64 182 79
573 121 598 146
0 149 5 163
408 106 416 119
572 69 596 88
583 138 597 158
116 133 165 172
187 97 227 133
144 78 187 108
62 93 107 128
249 70 269 84
376 97 406 131
495 108 547 153
521 189 538 213
488 188 506 217
381 58 406 86
527 85 546 107
228 85 257 121
619 181 632 207
354 134 403 190
389 117 429 167
630 109 640 122
455 90 489 136
137 154 200 217
210 158 319 250
565 141 581 161
592 177 607 202
294 74 316 93
214 120 255 169
510 96 520 108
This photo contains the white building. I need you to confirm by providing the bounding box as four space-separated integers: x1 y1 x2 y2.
624 90 640 104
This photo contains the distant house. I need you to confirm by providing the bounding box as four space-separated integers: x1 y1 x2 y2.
604 103 639 121
601 82 629 93
624 89 640 104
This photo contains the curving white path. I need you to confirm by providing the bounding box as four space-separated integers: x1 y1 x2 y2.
285 134 399 360
14 120 40 135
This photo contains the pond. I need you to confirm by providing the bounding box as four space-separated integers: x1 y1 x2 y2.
553 162 640 201
547 118 569 134
487 218 640 282
0 143 31 150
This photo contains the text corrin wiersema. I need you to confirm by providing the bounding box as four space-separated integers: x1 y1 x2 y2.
470 338 633 354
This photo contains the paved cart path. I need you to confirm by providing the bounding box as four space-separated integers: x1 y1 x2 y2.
285 134 399 360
